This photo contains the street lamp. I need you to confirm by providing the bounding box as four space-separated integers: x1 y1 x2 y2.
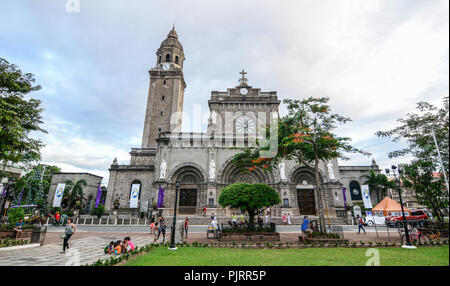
169 180 180 250
390 165 416 249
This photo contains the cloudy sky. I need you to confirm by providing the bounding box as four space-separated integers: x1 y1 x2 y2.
1 0 448 185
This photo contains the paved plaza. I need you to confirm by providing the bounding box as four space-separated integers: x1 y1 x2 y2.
0 224 402 266
0 234 160 266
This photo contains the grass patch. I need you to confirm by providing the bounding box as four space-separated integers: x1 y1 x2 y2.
124 245 449 266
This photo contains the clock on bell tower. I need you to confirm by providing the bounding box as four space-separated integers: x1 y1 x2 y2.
141 27 186 149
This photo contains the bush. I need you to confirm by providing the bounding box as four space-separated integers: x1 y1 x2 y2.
91 204 105 216
7 208 25 225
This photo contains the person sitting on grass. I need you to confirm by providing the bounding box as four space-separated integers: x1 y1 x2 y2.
13 218 25 238
123 236 135 252
113 241 121 255
104 241 114 254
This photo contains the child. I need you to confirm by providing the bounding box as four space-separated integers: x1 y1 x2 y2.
104 241 114 254
113 241 121 255
124 236 135 251
153 222 159 243
150 221 156 235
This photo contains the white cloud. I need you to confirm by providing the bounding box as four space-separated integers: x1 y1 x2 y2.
0 0 448 181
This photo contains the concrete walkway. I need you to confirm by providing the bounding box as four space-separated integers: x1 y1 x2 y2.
0 234 162 266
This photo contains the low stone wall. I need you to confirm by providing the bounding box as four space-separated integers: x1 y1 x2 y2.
219 232 280 242
0 230 32 239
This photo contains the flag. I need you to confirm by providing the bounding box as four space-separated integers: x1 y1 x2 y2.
17 188 25 205
1 185 6 199
157 186 165 208
95 184 102 208
342 187 347 210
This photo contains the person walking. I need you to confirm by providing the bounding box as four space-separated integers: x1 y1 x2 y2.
184 217 189 239
203 205 207 217
287 213 291 225
356 215 366 234
157 219 167 243
61 218 76 254
282 213 287 225
301 216 312 240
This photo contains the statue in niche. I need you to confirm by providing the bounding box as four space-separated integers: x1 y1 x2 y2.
278 161 286 181
209 159 216 180
160 158 167 179
327 161 336 180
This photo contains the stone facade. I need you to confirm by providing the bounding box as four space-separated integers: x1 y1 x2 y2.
48 173 103 212
105 28 382 221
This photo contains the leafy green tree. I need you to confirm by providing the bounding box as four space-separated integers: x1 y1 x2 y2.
233 97 368 231
0 58 46 174
376 96 449 214
376 96 449 175
401 161 448 223
218 183 280 230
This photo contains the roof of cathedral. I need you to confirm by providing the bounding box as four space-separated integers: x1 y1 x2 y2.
160 27 183 51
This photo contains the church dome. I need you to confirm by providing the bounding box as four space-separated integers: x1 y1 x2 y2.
160 28 183 51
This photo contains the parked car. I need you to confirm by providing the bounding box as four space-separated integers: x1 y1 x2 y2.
385 209 429 228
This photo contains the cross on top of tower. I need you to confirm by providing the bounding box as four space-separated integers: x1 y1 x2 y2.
238 69 248 86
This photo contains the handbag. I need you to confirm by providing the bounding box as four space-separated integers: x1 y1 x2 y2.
60 233 66 239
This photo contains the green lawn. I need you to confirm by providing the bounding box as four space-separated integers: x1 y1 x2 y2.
124 245 449 266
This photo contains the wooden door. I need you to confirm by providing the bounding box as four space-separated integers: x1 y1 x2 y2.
297 189 316 215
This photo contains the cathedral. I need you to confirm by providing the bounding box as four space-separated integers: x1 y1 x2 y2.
105 28 380 223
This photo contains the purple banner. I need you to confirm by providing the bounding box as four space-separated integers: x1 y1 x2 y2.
157 186 165 208
95 184 102 208
1 185 6 198
342 187 347 210
17 188 24 205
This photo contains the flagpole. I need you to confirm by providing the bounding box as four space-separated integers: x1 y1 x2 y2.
431 128 449 195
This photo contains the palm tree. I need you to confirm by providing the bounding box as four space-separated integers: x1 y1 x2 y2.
362 170 396 203
362 170 383 203
62 179 87 210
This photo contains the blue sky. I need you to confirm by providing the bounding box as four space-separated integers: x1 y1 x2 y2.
1 0 448 184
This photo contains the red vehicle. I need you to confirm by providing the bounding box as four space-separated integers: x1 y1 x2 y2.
385 209 429 228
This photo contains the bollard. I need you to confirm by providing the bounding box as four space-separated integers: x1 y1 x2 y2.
30 224 47 246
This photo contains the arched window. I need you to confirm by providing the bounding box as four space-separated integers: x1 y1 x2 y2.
158 56 161 63
165 54 170 62
349 181 362 201
175 56 179 64
129 180 142 200
283 198 289 207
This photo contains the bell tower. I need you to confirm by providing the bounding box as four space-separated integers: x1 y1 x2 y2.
141 27 186 148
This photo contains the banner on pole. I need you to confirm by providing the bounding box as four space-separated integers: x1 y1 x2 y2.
342 187 347 210
129 184 140 208
52 183 66 207
157 186 165 208
361 184 373 209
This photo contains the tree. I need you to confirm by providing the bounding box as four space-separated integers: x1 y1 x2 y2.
376 96 449 214
361 170 396 202
218 183 280 230
62 179 87 210
401 161 448 223
233 97 368 231
19 164 61 212
0 58 46 174
376 96 449 177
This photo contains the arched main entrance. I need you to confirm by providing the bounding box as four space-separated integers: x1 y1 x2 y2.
170 164 205 214
291 167 322 216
